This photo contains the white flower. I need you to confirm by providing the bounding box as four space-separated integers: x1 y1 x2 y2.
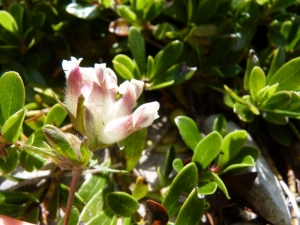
61 57 160 150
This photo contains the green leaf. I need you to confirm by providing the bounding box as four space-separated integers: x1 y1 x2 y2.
284 92 300 111
162 163 198 217
0 147 18 174
267 48 285 81
0 71 25 126
267 57 300 91
146 55 154 78
198 182 218 195
175 116 202 151
86 208 115 225
195 0 218 24
213 114 227 136
129 27 146 76
244 50 259 90
144 0 164 21
44 104 67 127
0 189 35 204
249 66 266 102
262 112 288 125
233 102 254 122
218 130 248 169
122 128 146 171
59 184 85 212
261 91 291 110
58 207 79 225
256 83 279 103
270 0 297 12
173 158 184 172
192 131 222 171
106 192 139 217
246 101 260 115
132 176 148 200
0 10 18 35
117 5 137 23
267 27 286 48
267 123 293 146
19 151 46 172
175 188 205 225
224 85 245 104
164 146 176 181
78 172 110 203
199 171 230 199
9 3 24 35
2 108 25 143
152 40 183 78
113 55 136 80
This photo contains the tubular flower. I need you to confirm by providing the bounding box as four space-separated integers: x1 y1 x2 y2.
60 57 159 150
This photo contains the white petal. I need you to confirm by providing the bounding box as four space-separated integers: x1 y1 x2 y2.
62 57 83 77
132 102 160 128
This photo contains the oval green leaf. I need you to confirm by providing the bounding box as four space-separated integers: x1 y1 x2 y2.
162 162 198 217
192 131 222 171
2 108 25 143
175 116 202 151
249 66 266 102
106 192 139 217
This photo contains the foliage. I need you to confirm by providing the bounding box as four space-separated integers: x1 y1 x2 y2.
0 0 300 224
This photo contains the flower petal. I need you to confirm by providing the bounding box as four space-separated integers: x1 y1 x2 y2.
132 102 160 129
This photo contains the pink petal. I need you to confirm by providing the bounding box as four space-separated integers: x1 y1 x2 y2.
132 102 160 129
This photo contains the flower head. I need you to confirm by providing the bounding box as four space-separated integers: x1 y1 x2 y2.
60 57 159 150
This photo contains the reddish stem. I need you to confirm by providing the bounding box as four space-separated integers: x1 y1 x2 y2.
64 168 82 225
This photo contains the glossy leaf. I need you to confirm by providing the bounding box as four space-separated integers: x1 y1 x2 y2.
132 177 148 200
144 0 164 21
267 48 285 81
59 184 85 211
173 158 184 172
152 40 183 78
2 108 25 143
164 146 176 180
224 85 245 104
283 92 300 111
249 66 266 102
0 147 18 174
113 55 136 80
163 163 198 216
198 182 218 195
199 171 230 199
267 57 300 91
0 71 25 126
86 208 115 225
244 50 259 90
233 102 254 122
267 27 286 48
106 192 139 217
44 104 67 127
117 5 137 23
58 207 79 225
0 11 18 35
129 27 146 76
0 189 35 204
192 131 222 171
175 188 205 225
261 91 291 110
246 101 260 115
218 130 248 169
256 83 279 103
195 0 218 24
19 151 46 172
213 114 227 136
175 116 202 151
262 112 288 125
122 128 146 171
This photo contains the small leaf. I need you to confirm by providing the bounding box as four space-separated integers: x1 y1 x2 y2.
86 208 115 225
19 151 46 172
261 91 291 110
129 27 146 76
267 48 285 81
164 146 176 180
246 101 260 115
218 130 248 169
284 92 300 111
146 55 154 78
256 83 279 103
249 66 266 102
2 108 25 143
199 171 230 199
198 182 218 195
58 207 79 225
144 0 164 21
0 11 18 35
192 131 222 171
224 85 245 104
0 147 18 174
152 40 183 78
0 189 35 204
106 192 139 217
195 0 218 24
112 55 135 80
173 158 184 172
162 163 198 217
267 27 286 48
44 104 67 127
175 116 202 151
262 112 288 125
213 114 227 136
122 128 146 171
233 102 254 122
175 188 205 225
267 57 300 91
0 71 25 126
117 5 137 23
132 177 148 200
244 50 259 90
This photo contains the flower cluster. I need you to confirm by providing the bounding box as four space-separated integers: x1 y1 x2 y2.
60 57 159 150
